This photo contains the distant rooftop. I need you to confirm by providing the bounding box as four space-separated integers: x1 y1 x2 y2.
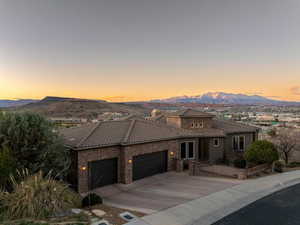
168 108 215 118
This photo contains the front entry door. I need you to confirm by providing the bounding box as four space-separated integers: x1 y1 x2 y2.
199 138 209 161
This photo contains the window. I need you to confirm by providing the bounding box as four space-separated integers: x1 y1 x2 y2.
233 136 239 151
188 142 194 158
213 138 220 147
252 133 257 142
233 136 245 151
191 120 204 129
180 142 195 159
199 120 204 128
181 143 186 159
239 136 245 151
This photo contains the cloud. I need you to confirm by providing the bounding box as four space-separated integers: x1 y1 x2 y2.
290 86 300 95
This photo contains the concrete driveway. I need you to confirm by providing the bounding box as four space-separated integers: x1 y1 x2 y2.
94 172 242 214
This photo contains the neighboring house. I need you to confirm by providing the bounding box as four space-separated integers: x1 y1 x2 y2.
62 109 259 193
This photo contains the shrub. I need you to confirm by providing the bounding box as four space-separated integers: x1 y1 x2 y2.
273 160 284 173
0 169 81 219
244 140 279 165
286 162 300 168
233 158 247 169
82 193 103 207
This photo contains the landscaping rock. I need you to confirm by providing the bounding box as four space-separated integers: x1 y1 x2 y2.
71 208 83 214
91 217 100 223
92 209 106 217
90 219 110 225
238 173 247 180
83 210 92 216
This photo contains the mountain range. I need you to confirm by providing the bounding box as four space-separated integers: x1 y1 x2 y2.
152 92 300 105
1 92 299 109
0 99 39 108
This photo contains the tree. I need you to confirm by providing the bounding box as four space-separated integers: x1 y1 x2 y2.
267 128 277 138
0 112 70 178
271 129 300 164
244 140 279 165
0 146 16 188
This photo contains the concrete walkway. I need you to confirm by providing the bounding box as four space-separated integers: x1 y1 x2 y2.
125 170 300 225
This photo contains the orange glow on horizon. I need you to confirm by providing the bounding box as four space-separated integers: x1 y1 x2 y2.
1 63 300 102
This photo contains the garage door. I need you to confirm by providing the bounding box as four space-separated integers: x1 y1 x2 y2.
89 158 118 190
133 151 168 181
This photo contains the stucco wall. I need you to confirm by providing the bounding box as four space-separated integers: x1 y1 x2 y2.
166 117 181 128
208 138 225 163
224 132 256 161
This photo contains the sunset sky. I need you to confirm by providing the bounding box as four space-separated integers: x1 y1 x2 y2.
1 0 300 102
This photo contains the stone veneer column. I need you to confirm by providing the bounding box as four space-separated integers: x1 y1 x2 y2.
78 161 89 193
124 150 133 184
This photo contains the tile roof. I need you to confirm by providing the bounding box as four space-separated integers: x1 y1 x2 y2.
61 119 196 150
61 121 130 149
169 108 215 118
119 114 146 121
212 119 259 134
189 128 226 137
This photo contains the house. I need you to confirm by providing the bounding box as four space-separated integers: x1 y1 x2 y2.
62 109 259 193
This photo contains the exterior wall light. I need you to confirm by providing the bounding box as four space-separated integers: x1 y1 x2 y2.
128 159 132 164
170 151 174 156
80 166 87 171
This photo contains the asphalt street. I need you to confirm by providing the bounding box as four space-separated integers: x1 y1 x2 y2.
213 183 300 225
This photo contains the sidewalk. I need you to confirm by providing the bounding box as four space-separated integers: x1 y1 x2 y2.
125 170 300 225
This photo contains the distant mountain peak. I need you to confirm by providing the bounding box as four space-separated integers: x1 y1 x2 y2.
151 92 299 105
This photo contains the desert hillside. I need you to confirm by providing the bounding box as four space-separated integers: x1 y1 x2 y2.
9 96 151 118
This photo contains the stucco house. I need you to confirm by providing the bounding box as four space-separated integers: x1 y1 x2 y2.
62 109 259 193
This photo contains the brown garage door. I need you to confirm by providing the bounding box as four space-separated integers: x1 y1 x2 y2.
133 151 168 181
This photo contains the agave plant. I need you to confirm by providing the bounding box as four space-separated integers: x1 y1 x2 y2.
0 169 81 219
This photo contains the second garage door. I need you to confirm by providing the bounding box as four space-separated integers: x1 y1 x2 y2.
133 151 168 181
